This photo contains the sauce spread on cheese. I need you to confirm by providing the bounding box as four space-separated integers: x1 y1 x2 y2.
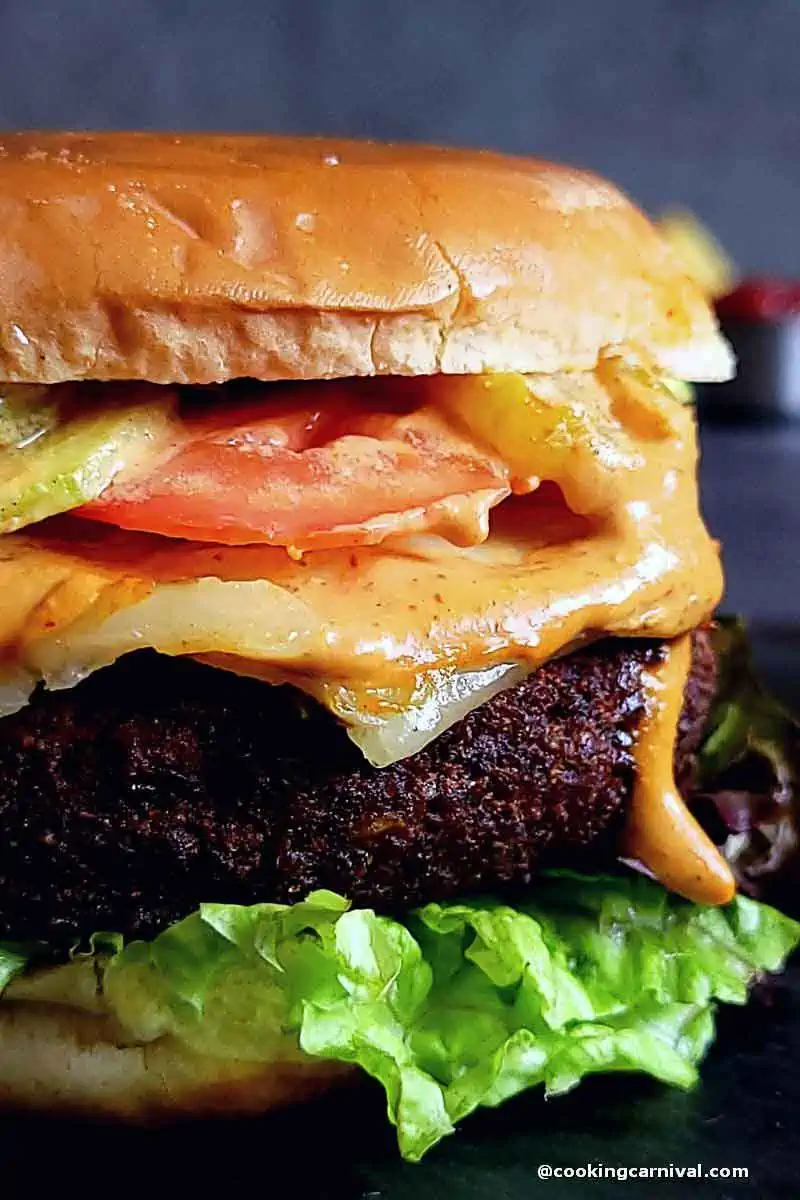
622 633 735 905
0 365 730 903
0 380 722 686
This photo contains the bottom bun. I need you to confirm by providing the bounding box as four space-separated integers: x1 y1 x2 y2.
0 1000 354 1120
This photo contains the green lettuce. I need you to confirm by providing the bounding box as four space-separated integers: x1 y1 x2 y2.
700 619 799 786
4 872 796 1161
0 942 29 991
697 618 800 900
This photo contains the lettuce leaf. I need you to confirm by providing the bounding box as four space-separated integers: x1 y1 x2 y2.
2 618 799 1159
0 941 29 991
696 618 800 903
4 873 796 1161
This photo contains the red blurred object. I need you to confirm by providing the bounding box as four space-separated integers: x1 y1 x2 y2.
699 276 800 422
716 277 800 323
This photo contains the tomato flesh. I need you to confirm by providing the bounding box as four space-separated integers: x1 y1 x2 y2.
78 382 510 548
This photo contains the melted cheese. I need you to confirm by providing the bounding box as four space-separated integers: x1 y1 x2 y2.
0 365 729 903
0 384 721 688
622 634 735 905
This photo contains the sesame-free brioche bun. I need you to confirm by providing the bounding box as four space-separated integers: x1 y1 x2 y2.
0 986 353 1121
0 132 732 386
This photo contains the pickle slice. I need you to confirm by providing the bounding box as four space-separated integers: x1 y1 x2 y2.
0 384 177 533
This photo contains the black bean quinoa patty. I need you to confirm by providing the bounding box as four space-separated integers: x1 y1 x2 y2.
0 633 716 944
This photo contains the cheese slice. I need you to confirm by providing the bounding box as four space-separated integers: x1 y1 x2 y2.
0 365 730 903
0 368 721 723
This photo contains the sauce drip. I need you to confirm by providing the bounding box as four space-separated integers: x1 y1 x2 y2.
0 368 736 904
622 634 735 906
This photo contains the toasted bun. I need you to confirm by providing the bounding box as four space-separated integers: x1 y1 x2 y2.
0 1000 353 1120
0 133 731 385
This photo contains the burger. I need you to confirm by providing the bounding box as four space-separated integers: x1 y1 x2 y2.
0 133 797 1161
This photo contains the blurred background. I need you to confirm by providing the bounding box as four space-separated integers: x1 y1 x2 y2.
0 0 796 273
0 0 796 664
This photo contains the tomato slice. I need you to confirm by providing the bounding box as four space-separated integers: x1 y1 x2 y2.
78 381 510 549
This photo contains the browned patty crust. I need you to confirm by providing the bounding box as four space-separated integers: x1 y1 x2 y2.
0 633 716 944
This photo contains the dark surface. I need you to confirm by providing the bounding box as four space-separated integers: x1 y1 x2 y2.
1 956 798 1198
0 634 714 943
0 1 799 274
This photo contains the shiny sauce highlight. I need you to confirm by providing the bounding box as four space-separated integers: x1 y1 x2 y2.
0 367 730 903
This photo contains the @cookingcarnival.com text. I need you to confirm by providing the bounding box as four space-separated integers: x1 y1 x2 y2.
537 1162 748 1182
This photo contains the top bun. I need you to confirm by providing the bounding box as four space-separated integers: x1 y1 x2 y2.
0 133 732 385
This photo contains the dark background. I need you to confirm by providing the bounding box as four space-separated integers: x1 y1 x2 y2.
0 0 797 274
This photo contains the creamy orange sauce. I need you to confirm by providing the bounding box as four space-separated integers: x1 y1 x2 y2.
0 366 733 901
622 634 735 905
0 366 730 903
284 485 508 556
0 373 722 696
